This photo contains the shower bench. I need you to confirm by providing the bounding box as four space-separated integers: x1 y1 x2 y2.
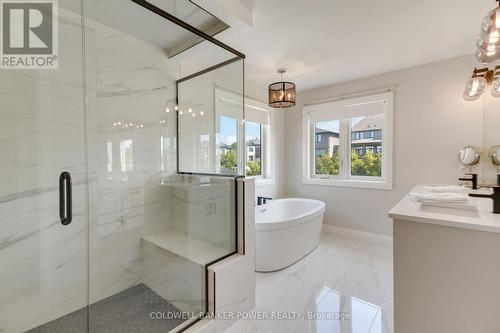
141 230 229 315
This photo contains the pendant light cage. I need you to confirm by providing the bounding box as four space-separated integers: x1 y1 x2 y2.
268 68 296 108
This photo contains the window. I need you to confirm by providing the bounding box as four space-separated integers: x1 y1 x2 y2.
314 120 340 176
245 121 262 176
120 139 134 172
219 115 238 174
215 88 273 182
303 91 393 190
245 98 273 184
316 134 322 143
107 141 113 172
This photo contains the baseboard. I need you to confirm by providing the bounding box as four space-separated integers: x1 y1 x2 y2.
322 224 393 246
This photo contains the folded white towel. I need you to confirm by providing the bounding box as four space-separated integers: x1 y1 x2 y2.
423 185 468 193
408 192 470 203
419 201 478 211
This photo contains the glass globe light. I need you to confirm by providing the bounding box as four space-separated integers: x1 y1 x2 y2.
477 33 500 51
481 7 500 35
463 77 487 101
491 78 500 97
476 48 499 64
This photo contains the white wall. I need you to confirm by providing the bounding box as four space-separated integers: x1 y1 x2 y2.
285 55 489 236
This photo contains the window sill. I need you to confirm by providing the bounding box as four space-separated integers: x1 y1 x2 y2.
303 177 392 190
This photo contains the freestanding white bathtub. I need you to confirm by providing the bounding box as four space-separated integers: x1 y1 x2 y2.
255 198 325 272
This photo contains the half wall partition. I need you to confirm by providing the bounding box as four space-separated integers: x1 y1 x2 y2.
0 0 244 332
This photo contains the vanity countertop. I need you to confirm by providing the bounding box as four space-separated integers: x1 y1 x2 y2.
389 185 500 234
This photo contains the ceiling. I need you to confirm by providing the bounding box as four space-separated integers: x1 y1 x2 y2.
212 0 495 92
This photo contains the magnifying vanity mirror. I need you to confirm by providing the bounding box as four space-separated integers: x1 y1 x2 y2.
488 145 500 185
489 145 500 166
458 146 481 168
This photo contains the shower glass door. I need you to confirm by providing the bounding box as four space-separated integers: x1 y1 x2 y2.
82 0 241 332
0 0 88 332
1 0 243 332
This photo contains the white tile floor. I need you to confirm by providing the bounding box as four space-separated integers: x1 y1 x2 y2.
226 233 393 333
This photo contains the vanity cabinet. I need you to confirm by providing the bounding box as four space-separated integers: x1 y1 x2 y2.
167 180 235 246
390 186 500 333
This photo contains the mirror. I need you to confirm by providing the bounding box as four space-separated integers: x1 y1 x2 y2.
458 146 481 167
489 145 500 167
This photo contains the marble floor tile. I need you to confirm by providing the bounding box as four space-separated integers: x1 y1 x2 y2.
225 233 394 333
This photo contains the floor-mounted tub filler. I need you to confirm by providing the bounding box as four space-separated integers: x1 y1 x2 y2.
255 198 325 272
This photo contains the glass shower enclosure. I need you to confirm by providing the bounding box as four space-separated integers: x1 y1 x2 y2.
0 0 244 332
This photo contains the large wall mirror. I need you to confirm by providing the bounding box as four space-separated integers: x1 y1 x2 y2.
177 58 244 175
483 94 500 184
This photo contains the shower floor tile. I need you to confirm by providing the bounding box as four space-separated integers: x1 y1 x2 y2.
26 284 188 333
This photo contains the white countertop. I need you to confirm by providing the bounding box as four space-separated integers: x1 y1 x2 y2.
389 185 500 234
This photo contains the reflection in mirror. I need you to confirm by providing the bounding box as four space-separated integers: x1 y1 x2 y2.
458 146 481 168
489 145 500 167
178 58 244 175
489 145 500 185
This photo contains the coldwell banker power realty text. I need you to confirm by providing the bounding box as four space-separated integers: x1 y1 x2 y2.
1 0 58 69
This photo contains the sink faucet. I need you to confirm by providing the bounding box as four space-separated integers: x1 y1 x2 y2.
469 186 500 214
459 173 478 190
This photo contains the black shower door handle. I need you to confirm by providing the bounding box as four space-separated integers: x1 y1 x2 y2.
59 171 72 225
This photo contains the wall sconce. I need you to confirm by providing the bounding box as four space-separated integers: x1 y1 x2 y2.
463 66 500 100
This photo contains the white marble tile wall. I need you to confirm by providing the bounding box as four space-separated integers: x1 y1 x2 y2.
84 12 178 304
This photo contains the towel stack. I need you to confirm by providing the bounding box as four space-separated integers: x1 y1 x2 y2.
409 185 476 210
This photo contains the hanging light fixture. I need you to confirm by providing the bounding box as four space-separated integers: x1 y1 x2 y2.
463 66 500 100
476 0 500 63
268 68 296 108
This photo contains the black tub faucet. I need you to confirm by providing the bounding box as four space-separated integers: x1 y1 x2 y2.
469 186 500 214
257 196 272 206
459 173 478 190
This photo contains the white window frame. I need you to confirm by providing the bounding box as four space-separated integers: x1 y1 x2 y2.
245 98 274 187
303 91 393 190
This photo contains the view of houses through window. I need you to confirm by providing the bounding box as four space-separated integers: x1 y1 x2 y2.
219 116 238 174
314 120 340 176
219 117 263 176
245 121 262 176
314 114 383 177
350 115 383 177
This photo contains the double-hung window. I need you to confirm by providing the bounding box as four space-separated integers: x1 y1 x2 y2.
214 87 273 182
303 91 393 189
245 99 272 184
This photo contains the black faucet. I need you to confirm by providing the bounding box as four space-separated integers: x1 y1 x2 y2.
257 196 272 206
459 173 478 190
469 186 500 214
